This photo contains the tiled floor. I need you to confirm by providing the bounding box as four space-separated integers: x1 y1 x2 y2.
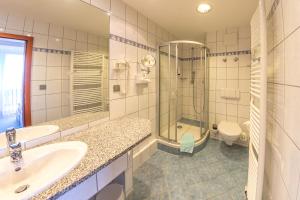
128 139 248 200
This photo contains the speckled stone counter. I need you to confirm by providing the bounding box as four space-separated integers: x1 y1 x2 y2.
39 111 109 131
32 117 151 200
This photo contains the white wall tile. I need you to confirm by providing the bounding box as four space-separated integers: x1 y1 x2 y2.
239 67 250 80
111 0 126 19
75 41 88 51
32 33 48 48
226 68 238 79
138 13 147 31
0 12 8 28
138 94 149 110
91 0 110 11
24 17 34 32
47 53 62 67
6 15 25 31
125 45 137 62
273 43 285 84
49 24 63 37
110 16 125 37
31 109 46 124
284 28 300 86
284 85 300 148
126 6 137 25
110 39 125 60
63 39 76 50
273 1 284 45
110 98 125 119
63 28 76 40
126 96 138 114
31 66 46 81
46 107 62 121
46 94 61 108
109 80 126 100
47 67 62 80
31 95 46 111
126 23 137 42
224 32 238 46
31 81 46 96
282 0 300 37
76 31 88 42
46 80 62 94
33 21 49 35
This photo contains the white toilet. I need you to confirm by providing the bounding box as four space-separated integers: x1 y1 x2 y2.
218 121 242 145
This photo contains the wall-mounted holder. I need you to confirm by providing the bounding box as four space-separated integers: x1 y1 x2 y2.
135 55 155 85
220 88 240 99
113 59 127 70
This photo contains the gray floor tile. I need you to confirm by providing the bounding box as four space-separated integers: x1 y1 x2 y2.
128 139 248 200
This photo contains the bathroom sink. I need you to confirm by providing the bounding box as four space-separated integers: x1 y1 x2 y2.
0 125 59 147
0 141 87 200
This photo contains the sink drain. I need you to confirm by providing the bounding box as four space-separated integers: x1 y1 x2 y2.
177 125 183 129
15 167 21 172
15 184 30 193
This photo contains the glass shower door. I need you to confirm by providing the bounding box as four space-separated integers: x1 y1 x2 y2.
159 44 178 142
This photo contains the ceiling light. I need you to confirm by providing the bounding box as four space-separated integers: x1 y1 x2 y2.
197 3 212 13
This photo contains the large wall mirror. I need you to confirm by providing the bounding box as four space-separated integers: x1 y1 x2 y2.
0 0 109 133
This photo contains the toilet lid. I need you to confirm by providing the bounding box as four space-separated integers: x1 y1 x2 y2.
218 121 242 136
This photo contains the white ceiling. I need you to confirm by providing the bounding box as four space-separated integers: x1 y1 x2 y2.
0 0 109 37
123 0 259 41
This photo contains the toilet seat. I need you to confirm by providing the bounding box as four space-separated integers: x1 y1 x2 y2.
218 121 241 136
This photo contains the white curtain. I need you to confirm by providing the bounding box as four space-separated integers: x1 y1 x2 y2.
0 41 25 117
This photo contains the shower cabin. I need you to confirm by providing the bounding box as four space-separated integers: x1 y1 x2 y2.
157 41 210 146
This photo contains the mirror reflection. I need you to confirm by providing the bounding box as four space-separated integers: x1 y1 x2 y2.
0 0 109 135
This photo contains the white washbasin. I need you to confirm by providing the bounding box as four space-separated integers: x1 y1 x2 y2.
0 125 59 147
0 141 87 200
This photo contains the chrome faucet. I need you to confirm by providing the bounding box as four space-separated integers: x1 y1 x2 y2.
5 128 23 163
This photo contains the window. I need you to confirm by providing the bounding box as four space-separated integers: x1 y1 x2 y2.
0 33 33 132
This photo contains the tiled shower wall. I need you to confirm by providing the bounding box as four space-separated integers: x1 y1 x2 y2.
179 47 206 122
0 11 108 124
263 0 300 199
107 0 176 141
205 27 251 142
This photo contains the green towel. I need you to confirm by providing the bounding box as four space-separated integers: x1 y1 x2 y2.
180 133 195 153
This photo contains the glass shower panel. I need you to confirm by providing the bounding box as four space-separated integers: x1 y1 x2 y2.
159 41 209 143
169 44 178 141
159 45 170 139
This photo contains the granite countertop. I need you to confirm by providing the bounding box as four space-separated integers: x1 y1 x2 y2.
33 117 151 200
39 111 109 131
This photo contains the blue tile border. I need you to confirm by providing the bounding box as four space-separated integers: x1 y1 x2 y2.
109 34 251 60
110 34 156 52
207 50 251 57
33 47 71 55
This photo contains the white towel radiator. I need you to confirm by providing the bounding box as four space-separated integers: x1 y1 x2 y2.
247 0 267 199
70 51 105 114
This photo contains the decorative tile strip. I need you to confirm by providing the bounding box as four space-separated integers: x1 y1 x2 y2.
208 50 251 57
33 47 71 55
267 0 280 20
110 34 156 52
110 34 251 60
